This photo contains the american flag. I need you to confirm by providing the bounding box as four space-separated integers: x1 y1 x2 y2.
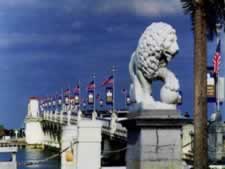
213 40 221 74
64 88 70 96
87 80 96 90
101 75 113 86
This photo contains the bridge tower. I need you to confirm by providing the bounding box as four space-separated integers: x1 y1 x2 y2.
25 97 44 145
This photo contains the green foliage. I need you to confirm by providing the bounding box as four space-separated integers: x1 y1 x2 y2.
181 0 225 40
0 124 4 129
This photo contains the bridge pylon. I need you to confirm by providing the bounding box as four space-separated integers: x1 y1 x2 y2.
25 97 45 145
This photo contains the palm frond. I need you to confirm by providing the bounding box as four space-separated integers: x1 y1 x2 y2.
180 0 225 40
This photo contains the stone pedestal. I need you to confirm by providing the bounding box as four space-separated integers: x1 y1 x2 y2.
208 122 224 162
76 120 102 169
122 110 184 169
61 125 78 169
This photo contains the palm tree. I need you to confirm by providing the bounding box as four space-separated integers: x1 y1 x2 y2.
181 0 225 168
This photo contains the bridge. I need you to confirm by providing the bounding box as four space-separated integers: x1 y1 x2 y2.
25 99 127 143
24 97 193 169
25 97 128 168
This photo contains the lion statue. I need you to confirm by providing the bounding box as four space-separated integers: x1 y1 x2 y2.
129 22 181 111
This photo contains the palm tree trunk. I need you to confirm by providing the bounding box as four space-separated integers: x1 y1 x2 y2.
194 0 208 168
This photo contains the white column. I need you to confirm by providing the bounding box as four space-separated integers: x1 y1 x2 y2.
76 120 102 169
25 119 44 145
61 125 78 169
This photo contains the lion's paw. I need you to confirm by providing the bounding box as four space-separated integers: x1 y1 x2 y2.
165 78 180 91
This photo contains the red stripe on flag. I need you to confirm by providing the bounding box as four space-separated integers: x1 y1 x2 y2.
213 52 221 74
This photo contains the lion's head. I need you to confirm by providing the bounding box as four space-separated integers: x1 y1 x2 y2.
135 22 179 80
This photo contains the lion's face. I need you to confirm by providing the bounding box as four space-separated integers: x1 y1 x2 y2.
161 32 179 62
134 22 179 79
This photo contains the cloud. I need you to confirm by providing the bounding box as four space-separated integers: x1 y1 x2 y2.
0 0 43 8
95 0 182 16
0 33 82 48
0 0 183 17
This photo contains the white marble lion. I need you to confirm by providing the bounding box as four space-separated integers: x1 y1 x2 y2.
129 22 181 111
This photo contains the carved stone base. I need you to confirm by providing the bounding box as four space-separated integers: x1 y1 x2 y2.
208 122 224 162
129 103 176 113
122 110 185 169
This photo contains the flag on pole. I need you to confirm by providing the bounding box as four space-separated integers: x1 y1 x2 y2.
213 40 221 74
87 81 95 90
64 88 70 96
102 75 113 86
74 85 80 95
64 88 70 105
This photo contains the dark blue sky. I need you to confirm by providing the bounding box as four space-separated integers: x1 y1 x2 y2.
0 0 223 128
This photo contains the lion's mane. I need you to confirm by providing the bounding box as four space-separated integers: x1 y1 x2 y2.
134 22 177 80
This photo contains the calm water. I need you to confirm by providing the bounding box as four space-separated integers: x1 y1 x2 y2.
0 148 60 169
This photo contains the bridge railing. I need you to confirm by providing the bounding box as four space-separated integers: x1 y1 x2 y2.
97 117 127 139
41 110 128 139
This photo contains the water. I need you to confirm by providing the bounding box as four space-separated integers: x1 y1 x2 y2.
0 148 60 169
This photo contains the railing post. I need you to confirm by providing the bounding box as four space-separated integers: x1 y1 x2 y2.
43 111 46 119
77 109 82 122
92 111 97 120
50 110 53 121
60 105 64 124
67 110 71 126
110 112 117 136
46 110 49 120
54 110 57 122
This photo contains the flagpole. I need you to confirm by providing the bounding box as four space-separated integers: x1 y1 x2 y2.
216 23 222 114
93 73 96 113
60 88 63 123
68 83 71 111
112 65 116 113
78 80 81 109
124 91 127 109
